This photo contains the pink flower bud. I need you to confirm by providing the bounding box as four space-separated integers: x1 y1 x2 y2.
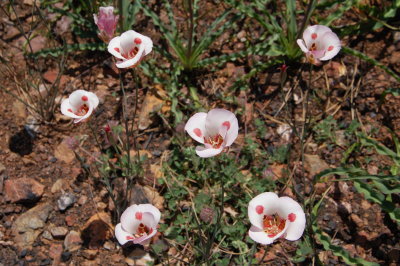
93 6 119 43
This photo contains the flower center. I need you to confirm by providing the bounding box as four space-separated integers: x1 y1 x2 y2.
73 104 89 116
134 223 151 238
123 47 139 60
263 214 286 238
310 42 317 51
204 134 224 149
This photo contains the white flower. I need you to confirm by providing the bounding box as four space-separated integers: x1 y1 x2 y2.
248 192 305 245
115 204 161 246
297 25 341 65
108 30 153 68
184 108 239 158
60 90 99 123
277 124 292 142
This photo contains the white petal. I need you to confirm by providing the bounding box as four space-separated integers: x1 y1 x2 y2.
60 99 80 119
115 223 135 245
120 204 142 234
275 197 306 241
138 204 161 225
87 92 99 109
93 14 98 25
184 112 207 144
100 6 114 16
68 90 87 108
115 49 145 68
248 192 279 229
296 39 309 53
303 25 332 48
248 226 274 245
205 109 238 146
108 36 125 60
319 32 341 61
195 145 224 158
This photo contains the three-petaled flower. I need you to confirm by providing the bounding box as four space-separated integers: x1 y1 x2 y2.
248 192 305 245
115 204 161 245
93 6 119 43
297 25 341 65
60 90 99 123
108 30 153 68
184 108 239 158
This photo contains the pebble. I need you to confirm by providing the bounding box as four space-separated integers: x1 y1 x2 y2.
12 203 52 249
61 251 72 262
57 193 76 211
50 226 68 238
4 177 45 203
64 231 82 252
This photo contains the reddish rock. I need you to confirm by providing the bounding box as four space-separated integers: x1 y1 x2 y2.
64 230 82 252
49 243 63 263
43 69 68 87
65 214 77 227
4 178 44 203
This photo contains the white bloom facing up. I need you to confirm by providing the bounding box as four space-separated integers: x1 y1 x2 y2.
115 204 161 246
93 6 119 43
248 192 305 245
184 108 239 158
297 25 341 65
60 90 99 123
108 30 153 68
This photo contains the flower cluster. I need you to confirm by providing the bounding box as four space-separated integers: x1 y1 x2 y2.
59 6 341 250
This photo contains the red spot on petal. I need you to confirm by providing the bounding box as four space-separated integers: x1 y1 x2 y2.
288 213 296 222
194 128 202 137
256 205 264 215
114 47 120 53
126 236 134 240
81 96 88 101
327 45 334 51
68 108 73 112
268 233 277 238
135 212 143 220
134 38 142 44
222 121 231 130
311 33 317 40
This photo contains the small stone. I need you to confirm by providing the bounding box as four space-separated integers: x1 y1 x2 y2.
12 203 52 249
50 226 68 238
57 193 76 211
4 177 44 203
40 258 51 265
51 179 68 194
54 141 75 163
61 251 72 262
43 69 68 87
103 241 114 250
19 249 28 258
304 154 329 177
64 231 82 252
65 214 77 227
78 195 88 205
82 249 98 260
41 230 53 240
49 243 63 262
